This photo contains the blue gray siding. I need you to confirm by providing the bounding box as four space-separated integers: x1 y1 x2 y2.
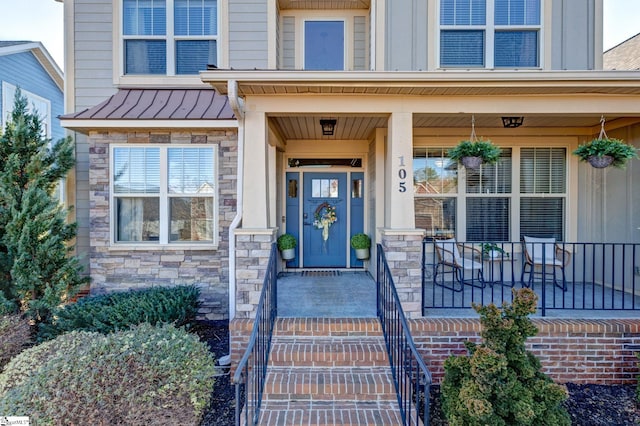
0 51 64 141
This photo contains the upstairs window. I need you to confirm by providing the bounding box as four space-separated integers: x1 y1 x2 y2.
123 0 218 75
439 0 540 68
304 20 345 70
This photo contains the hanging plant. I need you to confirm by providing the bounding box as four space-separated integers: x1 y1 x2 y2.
448 115 501 170
313 202 337 241
573 116 638 169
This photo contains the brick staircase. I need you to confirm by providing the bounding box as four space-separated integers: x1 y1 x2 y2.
255 318 408 426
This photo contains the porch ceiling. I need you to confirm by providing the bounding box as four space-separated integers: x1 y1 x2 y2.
203 70 640 140
270 114 640 141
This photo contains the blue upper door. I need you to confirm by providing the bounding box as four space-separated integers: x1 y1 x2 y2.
303 173 347 267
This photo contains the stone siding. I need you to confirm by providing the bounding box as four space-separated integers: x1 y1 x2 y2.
88 129 237 320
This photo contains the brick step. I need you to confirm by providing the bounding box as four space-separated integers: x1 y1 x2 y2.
263 366 397 401
268 337 389 367
257 400 405 426
274 317 383 338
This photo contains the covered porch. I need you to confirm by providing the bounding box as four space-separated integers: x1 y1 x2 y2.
200 70 640 320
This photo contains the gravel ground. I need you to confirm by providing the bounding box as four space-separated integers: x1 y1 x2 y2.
193 321 640 426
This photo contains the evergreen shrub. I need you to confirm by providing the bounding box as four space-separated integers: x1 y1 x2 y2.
0 323 216 425
37 285 201 341
441 288 570 426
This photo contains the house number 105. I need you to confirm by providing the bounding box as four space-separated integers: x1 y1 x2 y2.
398 156 407 192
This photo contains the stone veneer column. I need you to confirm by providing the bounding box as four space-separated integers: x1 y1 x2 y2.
380 229 425 319
233 228 277 319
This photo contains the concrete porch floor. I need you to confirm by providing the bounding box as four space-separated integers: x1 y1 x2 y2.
277 271 377 318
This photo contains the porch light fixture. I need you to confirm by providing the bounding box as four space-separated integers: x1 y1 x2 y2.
320 119 337 136
502 116 524 128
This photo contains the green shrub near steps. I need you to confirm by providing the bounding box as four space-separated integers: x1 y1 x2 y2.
441 288 570 426
37 285 201 341
0 323 216 425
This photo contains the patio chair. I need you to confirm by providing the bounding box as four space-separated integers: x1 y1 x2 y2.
521 236 570 291
433 238 485 292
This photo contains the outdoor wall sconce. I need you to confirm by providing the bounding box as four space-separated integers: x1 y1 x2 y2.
501 116 524 128
320 119 337 136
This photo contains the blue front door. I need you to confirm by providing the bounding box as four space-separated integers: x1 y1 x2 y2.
303 173 347 267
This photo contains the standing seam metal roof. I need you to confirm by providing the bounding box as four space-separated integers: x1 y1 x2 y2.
62 88 235 120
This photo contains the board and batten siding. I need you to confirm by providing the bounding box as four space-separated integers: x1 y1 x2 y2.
0 51 64 141
550 0 599 70
228 0 269 69
72 0 117 275
384 0 428 71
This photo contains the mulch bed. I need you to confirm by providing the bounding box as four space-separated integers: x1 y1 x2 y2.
192 320 640 426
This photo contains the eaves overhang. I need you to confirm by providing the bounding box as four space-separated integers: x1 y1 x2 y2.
200 70 640 97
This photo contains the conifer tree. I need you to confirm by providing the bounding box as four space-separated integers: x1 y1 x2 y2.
0 90 88 322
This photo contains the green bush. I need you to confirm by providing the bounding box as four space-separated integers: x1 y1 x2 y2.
0 323 216 425
277 233 297 250
441 288 570 426
37 285 201 341
0 314 32 371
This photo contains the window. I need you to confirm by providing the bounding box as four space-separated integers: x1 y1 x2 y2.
112 146 217 244
439 0 540 68
304 20 345 70
414 146 566 242
2 82 51 137
123 0 218 75
520 147 566 240
413 148 458 239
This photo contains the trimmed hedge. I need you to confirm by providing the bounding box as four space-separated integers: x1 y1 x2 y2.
0 323 216 425
0 314 32 371
38 285 201 341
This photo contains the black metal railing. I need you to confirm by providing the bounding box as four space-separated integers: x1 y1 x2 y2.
377 244 433 426
422 240 640 316
234 243 278 426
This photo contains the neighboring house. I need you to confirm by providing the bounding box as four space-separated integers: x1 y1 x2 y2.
0 41 64 141
59 0 640 383
604 32 640 70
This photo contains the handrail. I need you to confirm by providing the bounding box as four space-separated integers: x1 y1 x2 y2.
423 240 640 316
233 243 278 426
377 244 433 426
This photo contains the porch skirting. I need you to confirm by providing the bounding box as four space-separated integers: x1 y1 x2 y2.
231 317 640 384
410 318 640 385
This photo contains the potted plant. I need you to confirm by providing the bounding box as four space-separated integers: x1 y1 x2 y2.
448 139 501 170
573 137 637 169
350 233 371 260
481 242 508 259
277 233 297 260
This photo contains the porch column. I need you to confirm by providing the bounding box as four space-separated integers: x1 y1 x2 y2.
381 112 424 319
243 110 269 228
385 112 415 228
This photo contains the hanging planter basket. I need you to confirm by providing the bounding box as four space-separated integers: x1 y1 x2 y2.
587 155 614 169
448 115 501 170
461 156 483 170
573 116 638 169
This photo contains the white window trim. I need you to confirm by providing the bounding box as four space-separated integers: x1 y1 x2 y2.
116 0 221 84
414 141 570 242
2 81 52 138
280 10 366 71
435 0 544 70
109 144 219 248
